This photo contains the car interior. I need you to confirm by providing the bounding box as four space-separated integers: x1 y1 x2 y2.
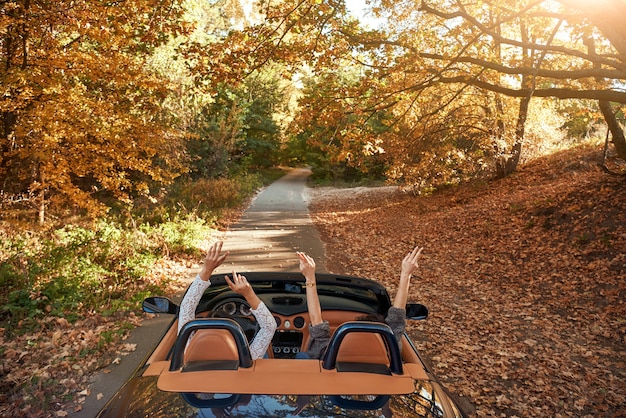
142 315 430 395
139 274 432 398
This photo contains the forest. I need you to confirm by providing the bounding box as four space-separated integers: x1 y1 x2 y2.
1 0 625 223
0 0 624 416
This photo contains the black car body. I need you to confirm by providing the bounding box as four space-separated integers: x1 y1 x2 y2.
96 272 467 417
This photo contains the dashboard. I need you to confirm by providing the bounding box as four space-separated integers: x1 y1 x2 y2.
201 290 381 359
206 296 375 359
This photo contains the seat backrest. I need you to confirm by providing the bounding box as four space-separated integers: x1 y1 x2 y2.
185 329 240 364
322 321 403 375
170 318 253 372
336 332 389 365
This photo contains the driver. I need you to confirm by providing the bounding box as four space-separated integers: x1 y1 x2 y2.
177 241 277 360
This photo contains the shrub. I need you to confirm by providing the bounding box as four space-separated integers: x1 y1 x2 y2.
140 219 209 257
165 173 263 219
0 219 208 335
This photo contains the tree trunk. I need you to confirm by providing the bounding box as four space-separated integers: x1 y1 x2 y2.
493 96 508 178
1 111 17 189
495 95 529 178
598 100 626 160
35 162 46 226
38 189 45 226
496 23 533 179
585 35 626 159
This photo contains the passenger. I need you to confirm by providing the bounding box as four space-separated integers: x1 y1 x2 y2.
297 246 423 359
178 241 277 360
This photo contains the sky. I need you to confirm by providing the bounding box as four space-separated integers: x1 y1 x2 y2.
344 0 386 28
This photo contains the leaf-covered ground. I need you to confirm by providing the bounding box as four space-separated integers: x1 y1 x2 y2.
308 146 625 417
0 260 192 417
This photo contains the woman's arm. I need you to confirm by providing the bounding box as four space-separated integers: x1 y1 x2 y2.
387 246 423 349
178 241 229 335
392 246 423 309
225 271 277 359
248 302 277 360
297 252 330 359
298 252 323 326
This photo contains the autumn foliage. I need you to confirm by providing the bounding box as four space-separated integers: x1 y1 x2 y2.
2 0 625 223
0 0 190 223
208 0 626 184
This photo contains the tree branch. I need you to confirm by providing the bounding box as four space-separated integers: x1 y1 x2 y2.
420 1 626 72
419 52 624 80
431 75 626 102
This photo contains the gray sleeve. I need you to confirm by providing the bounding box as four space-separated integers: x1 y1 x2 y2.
305 321 331 359
385 307 407 351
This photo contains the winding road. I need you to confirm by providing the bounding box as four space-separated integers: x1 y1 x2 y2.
73 168 327 417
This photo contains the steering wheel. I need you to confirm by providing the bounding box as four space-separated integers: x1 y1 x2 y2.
211 298 261 343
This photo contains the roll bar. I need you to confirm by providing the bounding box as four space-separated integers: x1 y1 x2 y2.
169 318 253 371
322 321 403 375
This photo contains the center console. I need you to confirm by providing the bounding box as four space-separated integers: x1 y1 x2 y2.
271 330 303 358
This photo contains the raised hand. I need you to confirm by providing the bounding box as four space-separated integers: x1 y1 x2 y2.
394 246 424 309
401 246 423 278
225 271 261 310
199 241 229 281
297 252 316 281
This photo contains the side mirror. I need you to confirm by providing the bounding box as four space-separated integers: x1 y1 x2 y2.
406 303 428 320
142 297 178 314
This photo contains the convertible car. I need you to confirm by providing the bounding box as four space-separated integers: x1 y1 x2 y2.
96 272 468 417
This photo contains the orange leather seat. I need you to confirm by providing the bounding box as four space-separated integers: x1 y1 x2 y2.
336 332 390 365
184 329 240 364
323 321 402 375
173 319 252 372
